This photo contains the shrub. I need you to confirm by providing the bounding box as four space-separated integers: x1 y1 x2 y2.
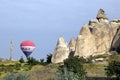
46 54 52 64
4 72 29 80
108 54 120 63
19 56 25 63
105 60 120 80
39 59 45 65
14 63 21 70
27 57 39 66
56 56 86 80
6 65 14 73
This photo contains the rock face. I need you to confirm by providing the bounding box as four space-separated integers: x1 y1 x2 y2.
111 27 120 52
51 36 69 63
52 9 120 63
75 24 97 57
68 38 76 56
96 9 108 20
75 9 120 57
68 38 76 52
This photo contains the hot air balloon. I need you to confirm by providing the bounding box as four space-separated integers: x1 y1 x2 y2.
20 40 35 58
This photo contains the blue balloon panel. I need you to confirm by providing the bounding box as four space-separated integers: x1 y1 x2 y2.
21 46 35 57
23 52 32 57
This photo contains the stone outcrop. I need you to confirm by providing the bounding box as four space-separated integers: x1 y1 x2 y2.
68 38 76 56
111 27 120 52
52 9 120 63
68 38 76 52
51 36 69 63
96 9 108 23
75 24 97 58
96 9 108 19
75 9 120 57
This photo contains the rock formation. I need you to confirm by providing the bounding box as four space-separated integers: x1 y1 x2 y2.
111 26 120 52
51 36 69 63
68 38 76 56
75 24 97 58
75 9 119 57
52 9 120 63
96 9 108 19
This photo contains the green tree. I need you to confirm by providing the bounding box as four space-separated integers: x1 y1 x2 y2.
57 56 86 80
105 60 120 80
46 54 52 64
19 56 25 63
39 59 45 65
27 57 39 66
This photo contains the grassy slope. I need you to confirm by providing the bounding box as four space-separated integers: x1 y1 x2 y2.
0 61 108 80
1 54 120 80
28 62 108 80
84 61 108 77
0 60 31 79
28 64 59 80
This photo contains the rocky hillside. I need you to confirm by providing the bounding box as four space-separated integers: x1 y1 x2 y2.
52 9 120 63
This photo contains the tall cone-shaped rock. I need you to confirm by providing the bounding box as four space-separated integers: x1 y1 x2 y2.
68 38 76 56
51 36 69 63
75 24 97 58
68 38 76 52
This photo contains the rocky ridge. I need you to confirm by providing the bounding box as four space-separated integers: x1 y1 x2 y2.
52 9 120 63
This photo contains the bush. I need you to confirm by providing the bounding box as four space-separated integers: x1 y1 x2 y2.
39 59 45 65
27 57 39 66
56 56 86 80
46 54 52 64
19 56 25 63
105 60 120 80
4 72 29 80
14 63 21 70
108 54 120 62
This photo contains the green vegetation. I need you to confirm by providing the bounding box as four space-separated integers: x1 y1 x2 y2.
56 56 86 80
46 54 52 64
28 64 58 80
4 72 29 80
84 62 107 77
108 54 120 62
105 61 120 79
0 54 120 80
0 53 53 80
27 57 40 66
19 57 25 63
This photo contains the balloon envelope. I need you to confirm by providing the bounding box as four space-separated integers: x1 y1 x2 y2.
20 40 35 57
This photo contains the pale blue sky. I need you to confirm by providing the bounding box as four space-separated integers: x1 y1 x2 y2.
0 0 120 60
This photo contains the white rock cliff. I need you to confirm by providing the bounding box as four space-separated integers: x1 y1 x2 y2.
52 9 120 63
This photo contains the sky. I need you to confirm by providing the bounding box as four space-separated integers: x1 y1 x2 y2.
0 0 120 61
